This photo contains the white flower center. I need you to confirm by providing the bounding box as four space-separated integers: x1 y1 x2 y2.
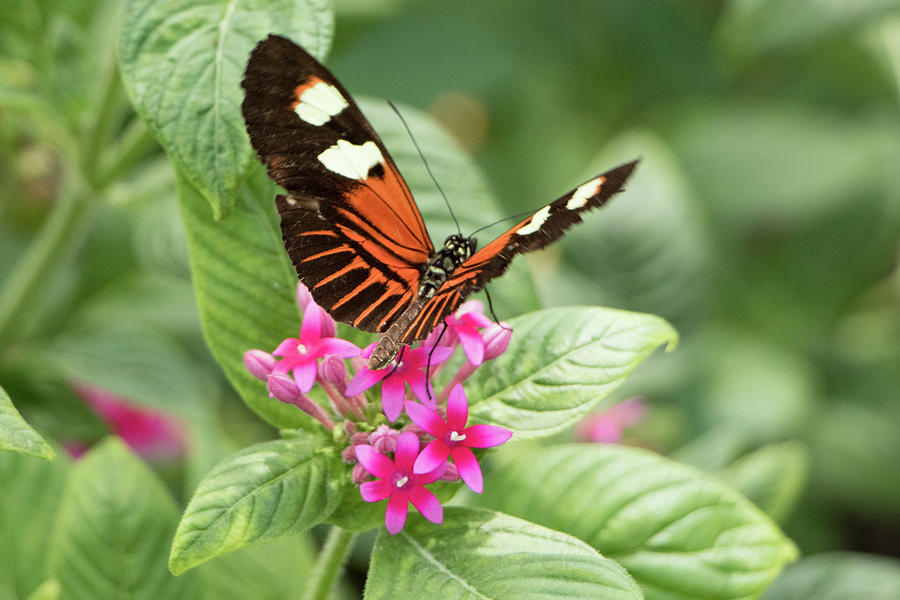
449 431 466 443
296 344 307 354
395 475 408 488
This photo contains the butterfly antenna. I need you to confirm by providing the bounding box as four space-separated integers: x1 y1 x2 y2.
387 100 462 236
468 209 536 238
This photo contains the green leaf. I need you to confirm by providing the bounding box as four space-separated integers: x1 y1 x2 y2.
36 322 209 421
118 0 334 217
718 0 900 60
169 433 343 574
811 401 900 517
24 580 59 600
717 441 810 523
0 385 54 459
365 507 643 600
0 448 68 600
177 169 308 428
464 307 677 438
476 445 797 600
761 552 900 600
197 533 317 600
50 438 196 600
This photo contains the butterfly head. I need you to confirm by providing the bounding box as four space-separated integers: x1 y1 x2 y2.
443 234 476 264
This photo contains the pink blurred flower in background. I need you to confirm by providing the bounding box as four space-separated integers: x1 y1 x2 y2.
69 383 186 460
574 397 647 444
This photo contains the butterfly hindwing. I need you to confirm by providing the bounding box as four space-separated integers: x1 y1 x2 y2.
398 160 639 343
242 35 434 333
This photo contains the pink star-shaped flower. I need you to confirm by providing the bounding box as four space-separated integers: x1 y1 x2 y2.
355 432 445 534
444 300 492 366
272 302 359 393
345 343 453 421
406 384 512 493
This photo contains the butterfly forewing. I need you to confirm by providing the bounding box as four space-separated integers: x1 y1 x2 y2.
242 35 434 332
397 160 639 343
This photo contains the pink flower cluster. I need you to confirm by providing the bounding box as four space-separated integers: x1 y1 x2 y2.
244 284 513 534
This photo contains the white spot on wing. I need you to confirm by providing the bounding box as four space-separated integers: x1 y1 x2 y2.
566 177 604 210
516 205 552 236
317 140 384 180
294 81 349 125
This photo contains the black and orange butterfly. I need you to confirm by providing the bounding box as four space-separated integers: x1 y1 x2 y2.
242 35 637 370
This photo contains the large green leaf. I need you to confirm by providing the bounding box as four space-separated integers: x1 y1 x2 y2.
196 533 317 600
717 441 810 524
49 438 195 599
464 307 676 437
0 385 54 459
0 447 68 600
365 507 643 600
118 0 334 217
476 445 797 600
169 433 343 574
761 552 900 600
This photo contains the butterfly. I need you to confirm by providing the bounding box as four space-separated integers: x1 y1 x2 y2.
241 35 638 370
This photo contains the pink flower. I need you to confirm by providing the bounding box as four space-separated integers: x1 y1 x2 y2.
355 432 445 534
345 343 453 421
574 397 647 444
406 384 512 493
272 302 359 393
444 300 492 366
72 383 186 460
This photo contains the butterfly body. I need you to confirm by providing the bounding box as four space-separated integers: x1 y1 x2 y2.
242 35 637 370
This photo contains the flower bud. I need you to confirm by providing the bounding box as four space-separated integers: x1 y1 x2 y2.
352 463 371 484
439 461 460 481
243 349 277 381
369 424 399 454
482 322 512 360
267 373 301 404
320 355 347 387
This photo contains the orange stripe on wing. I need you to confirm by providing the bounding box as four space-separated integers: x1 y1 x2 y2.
313 256 367 289
300 246 353 263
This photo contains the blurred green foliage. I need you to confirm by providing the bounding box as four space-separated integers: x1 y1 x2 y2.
1 0 899 595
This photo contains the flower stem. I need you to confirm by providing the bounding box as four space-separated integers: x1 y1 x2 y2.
0 176 92 344
301 526 357 600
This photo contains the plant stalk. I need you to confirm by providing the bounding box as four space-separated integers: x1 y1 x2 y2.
301 526 357 600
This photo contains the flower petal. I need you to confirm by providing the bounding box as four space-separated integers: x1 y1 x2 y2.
445 384 469 431
457 327 485 366
413 440 450 474
451 446 483 493
393 432 420 471
355 445 395 479
300 303 325 343
317 338 361 358
405 373 435 408
344 368 383 397
292 359 318 393
407 486 443 525
359 479 392 502
462 424 513 448
385 492 409 535
273 338 300 357
404 401 447 437
380 377 406 422
407 345 453 368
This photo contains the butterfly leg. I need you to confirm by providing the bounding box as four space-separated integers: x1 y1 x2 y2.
483 287 511 332
424 321 449 400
